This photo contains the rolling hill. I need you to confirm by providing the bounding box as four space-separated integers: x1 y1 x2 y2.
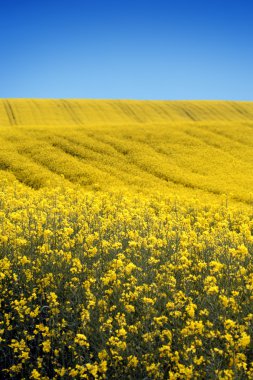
0 99 253 205
2 100 253 378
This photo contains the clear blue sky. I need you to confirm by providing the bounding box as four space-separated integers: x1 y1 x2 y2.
0 0 252 100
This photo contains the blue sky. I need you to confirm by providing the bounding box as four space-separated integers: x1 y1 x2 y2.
0 0 252 100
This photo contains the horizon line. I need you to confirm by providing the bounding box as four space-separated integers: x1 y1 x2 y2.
0 97 252 103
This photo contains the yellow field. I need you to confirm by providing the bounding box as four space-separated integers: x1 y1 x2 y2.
1 99 253 204
1 100 253 379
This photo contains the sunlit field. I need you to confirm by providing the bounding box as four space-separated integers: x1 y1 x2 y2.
1 99 253 379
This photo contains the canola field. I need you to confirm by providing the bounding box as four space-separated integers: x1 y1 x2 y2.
1 99 253 379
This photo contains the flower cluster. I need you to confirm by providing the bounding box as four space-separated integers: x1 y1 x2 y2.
0 180 253 379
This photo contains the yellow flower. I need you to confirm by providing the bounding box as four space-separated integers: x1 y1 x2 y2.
125 262 137 275
224 319 236 330
142 297 155 305
185 302 197 319
125 304 135 313
238 332 250 348
42 339 51 353
127 355 138 367
30 369 41 379
75 333 90 348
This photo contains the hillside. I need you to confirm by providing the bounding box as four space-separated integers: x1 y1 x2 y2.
1 99 253 125
2 100 253 378
0 99 253 205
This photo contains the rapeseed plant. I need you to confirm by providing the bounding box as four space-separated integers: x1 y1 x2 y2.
0 100 253 378
0 180 253 378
